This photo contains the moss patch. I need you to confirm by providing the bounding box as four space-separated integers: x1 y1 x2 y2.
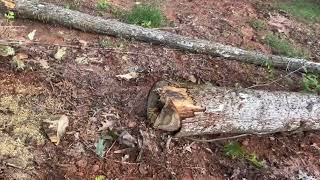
0 81 63 170
0 132 33 169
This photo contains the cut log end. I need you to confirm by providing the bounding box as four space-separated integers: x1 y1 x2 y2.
147 81 205 132
1 0 16 9
148 81 320 137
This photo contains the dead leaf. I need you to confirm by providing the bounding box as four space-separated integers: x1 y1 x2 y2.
43 115 69 145
11 56 25 70
116 72 139 80
241 26 254 42
39 59 50 69
183 142 195 153
75 56 89 64
118 131 137 148
268 14 291 35
15 53 28 60
54 47 67 61
98 119 114 131
121 154 130 162
188 75 197 83
78 40 88 47
27 30 36 40
0 45 15 57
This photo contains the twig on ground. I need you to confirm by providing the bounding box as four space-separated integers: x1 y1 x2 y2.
244 66 305 90
5 162 24 170
184 134 251 143
79 137 140 165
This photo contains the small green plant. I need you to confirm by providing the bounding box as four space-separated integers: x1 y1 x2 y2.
4 11 15 21
64 4 71 9
95 137 106 158
99 39 113 48
122 4 165 28
265 33 309 58
224 141 265 169
141 20 152 28
279 0 320 22
249 19 266 30
247 153 264 169
302 73 320 93
97 0 109 10
224 141 246 158
95 175 106 180
263 60 274 79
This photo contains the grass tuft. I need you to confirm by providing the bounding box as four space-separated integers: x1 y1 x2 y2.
265 33 309 58
122 4 165 28
302 73 320 93
249 19 266 30
279 0 320 22
97 0 109 10
224 141 265 169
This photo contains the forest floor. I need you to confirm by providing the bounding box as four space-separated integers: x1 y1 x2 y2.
0 0 320 179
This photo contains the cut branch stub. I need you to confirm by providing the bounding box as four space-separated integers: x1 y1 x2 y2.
153 85 205 131
147 81 320 137
147 81 206 132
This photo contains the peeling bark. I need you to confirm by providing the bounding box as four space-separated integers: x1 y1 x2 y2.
2 0 320 73
147 81 320 137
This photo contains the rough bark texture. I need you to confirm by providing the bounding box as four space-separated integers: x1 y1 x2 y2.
147 81 320 137
2 0 320 73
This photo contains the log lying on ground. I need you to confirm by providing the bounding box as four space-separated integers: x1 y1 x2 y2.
2 0 320 73
147 81 320 137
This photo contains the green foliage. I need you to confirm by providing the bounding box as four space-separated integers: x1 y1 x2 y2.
265 33 309 58
95 137 106 158
224 141 265 169
4 11 15 21
247 154 265 168
107 129 119 140
249 19 266 30
122 4 165 28
279 0 320 22
224 141 246 159
99 39 113 48
95 175 106 180
263 60 274 79
97 0 109 10
64 4 71 9
302 73 320 93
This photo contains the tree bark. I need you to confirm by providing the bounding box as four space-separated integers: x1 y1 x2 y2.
147 81 320 137
2 0 320 73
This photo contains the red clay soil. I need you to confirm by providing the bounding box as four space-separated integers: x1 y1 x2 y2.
0 0 319 179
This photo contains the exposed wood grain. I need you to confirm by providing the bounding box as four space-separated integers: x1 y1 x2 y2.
148 81 320 137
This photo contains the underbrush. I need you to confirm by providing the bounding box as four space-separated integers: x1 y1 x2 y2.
265 33 309 58
122 4 166 28
278 0 320 22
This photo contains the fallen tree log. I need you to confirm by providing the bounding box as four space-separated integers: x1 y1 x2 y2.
147 81 320 137
2 0 320 73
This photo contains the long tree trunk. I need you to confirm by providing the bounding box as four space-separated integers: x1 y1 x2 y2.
2 0 320 73
147 81 320 137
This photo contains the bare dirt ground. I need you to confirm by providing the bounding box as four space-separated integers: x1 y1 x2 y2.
0 0 320 179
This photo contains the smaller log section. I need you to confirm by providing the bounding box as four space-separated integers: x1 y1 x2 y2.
147 81 320 137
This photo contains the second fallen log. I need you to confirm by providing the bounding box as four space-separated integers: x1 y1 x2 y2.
2 0 320 73
147 81 320 137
